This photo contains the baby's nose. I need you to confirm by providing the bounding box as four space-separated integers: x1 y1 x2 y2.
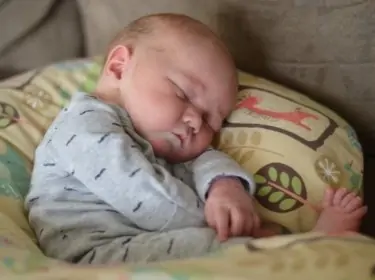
183 107 203 133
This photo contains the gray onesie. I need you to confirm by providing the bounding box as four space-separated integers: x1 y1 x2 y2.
25 92 255 265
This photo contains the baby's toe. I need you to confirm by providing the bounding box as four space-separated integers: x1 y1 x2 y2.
345 196 363 213
322 187 335 208
340 192 356 210
348 206 368 221
332 188 350 207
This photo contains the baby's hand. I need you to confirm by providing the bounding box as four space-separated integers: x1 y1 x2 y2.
205 177 260 242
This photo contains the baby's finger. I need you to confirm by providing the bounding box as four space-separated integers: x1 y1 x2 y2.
205 209 216 229
244 213 257 236
215 208 230 242
252 213 261 235
230 208 244 237
244 216 254 236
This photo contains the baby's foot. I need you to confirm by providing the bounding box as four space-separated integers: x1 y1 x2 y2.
313 187 367 234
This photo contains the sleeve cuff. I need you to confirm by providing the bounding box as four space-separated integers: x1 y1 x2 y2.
192 149 255 201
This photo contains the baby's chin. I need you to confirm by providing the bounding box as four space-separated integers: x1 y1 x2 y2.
150 139 199 163
153 145 197 163
162 152 198 164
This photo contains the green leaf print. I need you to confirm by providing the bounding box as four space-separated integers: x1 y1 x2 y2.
279 199 297 211
269 191 284 203
280 172 290 188
255 174 267 184
254 163 307 213
268 167 278 181
291 176 302 195
257 185 272 197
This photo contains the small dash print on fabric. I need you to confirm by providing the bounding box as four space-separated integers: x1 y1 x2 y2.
94 168 106 180
129 168 141 177
88 250 96 264
80 110 94 115
66 134 77 146
29 197 39 204
64 170 75 178
98 132 110 143
112 122 122 127
60 231 68 240
122 238 132 246
71 249 92 263
167 239 174 254
132 202 142 212
43 163 56 167
122 248 129 262
64 186 78 192
91 230 105 234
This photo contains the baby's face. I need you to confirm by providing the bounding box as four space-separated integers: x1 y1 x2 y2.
116 33 237 163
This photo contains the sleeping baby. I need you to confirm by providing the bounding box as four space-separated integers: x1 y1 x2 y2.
25 13 367 264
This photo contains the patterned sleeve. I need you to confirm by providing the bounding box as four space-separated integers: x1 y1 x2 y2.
190 148 256 201
47 93 204 231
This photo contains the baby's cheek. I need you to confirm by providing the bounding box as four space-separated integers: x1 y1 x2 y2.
149 138 171 156
157 110 183 131
195 129 214 152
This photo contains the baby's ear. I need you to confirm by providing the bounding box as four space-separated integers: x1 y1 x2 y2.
104 45 131 80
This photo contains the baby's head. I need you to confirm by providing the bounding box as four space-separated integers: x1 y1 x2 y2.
96 13 237 163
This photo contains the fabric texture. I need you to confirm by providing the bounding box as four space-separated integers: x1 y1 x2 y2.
0 212 374 279
25 92 254 264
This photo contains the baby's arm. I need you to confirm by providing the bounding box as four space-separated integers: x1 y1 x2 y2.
190 148 259 239
49 95 204 231
191 148 256 200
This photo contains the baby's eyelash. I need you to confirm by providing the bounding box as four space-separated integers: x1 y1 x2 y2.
176 91 187 100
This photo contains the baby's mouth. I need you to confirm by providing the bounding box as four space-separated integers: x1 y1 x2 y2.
172 133 184 147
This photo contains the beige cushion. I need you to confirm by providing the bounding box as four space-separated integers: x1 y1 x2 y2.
76 0 375 154
216 71 363 233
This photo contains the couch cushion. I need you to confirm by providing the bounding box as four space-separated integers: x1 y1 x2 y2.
0 0 83 79
76 0 375 154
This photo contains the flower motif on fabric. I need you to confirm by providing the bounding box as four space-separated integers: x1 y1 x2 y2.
314 156 342 186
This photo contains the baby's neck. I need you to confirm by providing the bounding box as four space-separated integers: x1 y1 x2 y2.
95 78 123 107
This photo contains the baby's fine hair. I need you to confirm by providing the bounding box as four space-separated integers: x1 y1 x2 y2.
107 13 224 52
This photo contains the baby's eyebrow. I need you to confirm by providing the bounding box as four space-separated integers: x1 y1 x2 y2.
182 72 205 97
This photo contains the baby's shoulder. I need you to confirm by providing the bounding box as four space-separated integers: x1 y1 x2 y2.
67 92 109 112
61 92 130 123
